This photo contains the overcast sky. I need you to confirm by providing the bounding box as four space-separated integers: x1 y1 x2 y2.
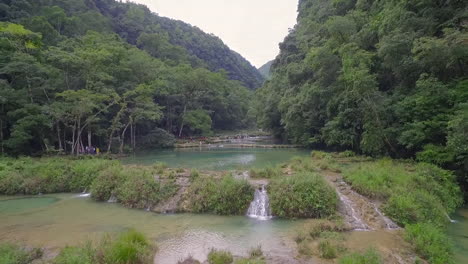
131 0 298 68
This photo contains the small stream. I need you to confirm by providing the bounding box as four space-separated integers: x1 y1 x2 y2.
122 148 309 170
448 208 468 264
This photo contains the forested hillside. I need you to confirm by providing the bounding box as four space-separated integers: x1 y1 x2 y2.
258 60 274 79
0 0 255 155
255 0 467 184
0 0 264 89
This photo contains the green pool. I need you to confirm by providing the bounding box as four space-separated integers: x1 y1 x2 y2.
122 147 310 170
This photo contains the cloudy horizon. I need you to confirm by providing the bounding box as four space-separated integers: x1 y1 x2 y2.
130 0 298 68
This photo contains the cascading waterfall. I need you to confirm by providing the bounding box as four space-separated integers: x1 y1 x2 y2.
247 185 272 220
337 192 369 230
371 203 399 229
108 194 117 203
445 212 457 223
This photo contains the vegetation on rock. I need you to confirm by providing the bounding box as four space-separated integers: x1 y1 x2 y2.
269 171 338 218
184 174 253 215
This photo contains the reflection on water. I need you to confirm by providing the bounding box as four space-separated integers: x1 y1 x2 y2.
447 208 468 264
122 148 309 170
0 194 302 263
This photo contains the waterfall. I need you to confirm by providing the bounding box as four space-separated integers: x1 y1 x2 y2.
77 193 91 198
337 192 369 230
247 185 272 220
371 203 399 229
445 212 457 223
108 194 117 203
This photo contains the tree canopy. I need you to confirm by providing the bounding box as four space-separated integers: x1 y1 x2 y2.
255 0 467 184
0 0 256 155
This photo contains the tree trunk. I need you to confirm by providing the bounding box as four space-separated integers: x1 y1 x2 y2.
56 122 63 151
130 123 134 151
119 122 131 154
63 127 67 152
178 104 187 137
107 130 114 153
0 118 3 155
71 120 77 155
87 129 92 147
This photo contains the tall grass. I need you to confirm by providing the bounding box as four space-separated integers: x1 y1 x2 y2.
185 174 253 215
343 159 462 227
342 158 462 264
0 243 42 264
338 248 382 264
405 223 454 264
53 229 154 264
0 157 117 195
269 172 338 218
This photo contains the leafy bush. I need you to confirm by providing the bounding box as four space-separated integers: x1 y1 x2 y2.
69 159 117 192
53 244 95 264
185 175 253 215
269 172 338 218
405 223 454 264
318 240 337 259
137 128 176 149
338 248 382 264
101 229 153 264
0 243 42 264
207 249 233 264
91 166 125 201
117 172 162 209
248 246 263 259
383 190 447 227
0 158 116 195
54 230 153 264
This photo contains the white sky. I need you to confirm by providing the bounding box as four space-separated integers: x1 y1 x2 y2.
130 0 298 68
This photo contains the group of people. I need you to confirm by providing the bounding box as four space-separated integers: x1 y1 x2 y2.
83 146 100 155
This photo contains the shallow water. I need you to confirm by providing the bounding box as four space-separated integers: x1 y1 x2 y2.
122 147 309 170
0 194 302 263
447 208 468 264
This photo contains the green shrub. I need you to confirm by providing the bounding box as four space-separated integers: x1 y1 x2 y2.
190 169 200 181
248 246 263 258
91 166 125 201
318 240 337 259
343 159 462 227
234 259 265 264
69 159 116 192
207 249 233 264
383 190 447 227
54 230 154 264
53 244 95 264
269 172 338 218
0 158 116 195
405 223 454 264
0 243 42 264
153 162 167 174
186 175 253 215
117 172 162 209
249 166 281 178
308 220 348 238
338 150 356 158
338 248 382 264
101 229 153 264
311 151 332 159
